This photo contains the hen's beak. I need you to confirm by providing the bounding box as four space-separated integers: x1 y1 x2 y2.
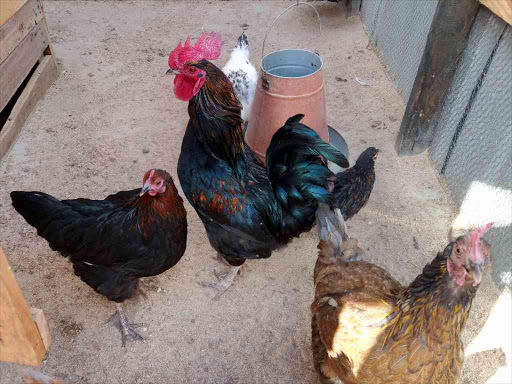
470 262 484 286
139 185 150 197
166 68 178 75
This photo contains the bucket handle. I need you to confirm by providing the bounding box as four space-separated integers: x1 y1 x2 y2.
261 1 322 72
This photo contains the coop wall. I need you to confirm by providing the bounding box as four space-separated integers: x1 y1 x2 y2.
361 1 512 289
360 0 439 101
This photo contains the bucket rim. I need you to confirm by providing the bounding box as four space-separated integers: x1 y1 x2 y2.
260 49 323 79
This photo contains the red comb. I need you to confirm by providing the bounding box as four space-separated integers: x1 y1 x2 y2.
168 32 223 70
469 223 493 262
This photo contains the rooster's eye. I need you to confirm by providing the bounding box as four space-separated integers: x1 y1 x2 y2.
189 67 196 73
455 248 461 255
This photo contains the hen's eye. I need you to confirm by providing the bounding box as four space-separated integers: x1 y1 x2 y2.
455 248 461 255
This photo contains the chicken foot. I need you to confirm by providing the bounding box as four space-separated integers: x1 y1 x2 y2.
107 303 145 347
212 266 241 300
200 264 241 301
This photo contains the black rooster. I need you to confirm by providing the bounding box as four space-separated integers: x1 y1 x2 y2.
167 33 349 298
10 169 187 346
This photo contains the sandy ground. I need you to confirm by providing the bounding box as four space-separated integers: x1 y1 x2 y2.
0 1 508 383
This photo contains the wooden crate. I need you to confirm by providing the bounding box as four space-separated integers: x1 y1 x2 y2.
0 248 49 366
480 0 512 25
0 0 59 160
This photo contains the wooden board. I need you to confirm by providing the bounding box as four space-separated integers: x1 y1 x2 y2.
394 0 479 156
30 308 51 351
0 55 59 160
0 18 49 113
480 0 512 25
0 248 47 366
0 0 44 64
0 0 29 26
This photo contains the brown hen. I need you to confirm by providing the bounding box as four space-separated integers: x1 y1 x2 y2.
311 204 493 384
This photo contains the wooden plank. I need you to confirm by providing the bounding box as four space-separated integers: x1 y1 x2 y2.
0 18 49 113
0 248 46 366
0 55 59 160
394 0 480 156
30 308 51 351
0 0 44 64
0 0 29 26
480 0 512 25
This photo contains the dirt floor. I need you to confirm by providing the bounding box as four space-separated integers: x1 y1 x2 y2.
0 1 509 383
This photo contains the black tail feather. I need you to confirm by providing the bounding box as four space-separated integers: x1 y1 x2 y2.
316 203 363 263
11 191 66 233
265 115 349 222
284 114 305 125
10 191 82 254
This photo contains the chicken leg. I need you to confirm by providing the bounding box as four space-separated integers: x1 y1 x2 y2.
201 252 242 300
210 265 241 300
108 303 144 347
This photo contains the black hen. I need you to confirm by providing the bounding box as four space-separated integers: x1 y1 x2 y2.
10 169 187 346
330 147 379 220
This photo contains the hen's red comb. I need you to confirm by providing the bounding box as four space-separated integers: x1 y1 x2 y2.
469 223 493 262
168 32 223 70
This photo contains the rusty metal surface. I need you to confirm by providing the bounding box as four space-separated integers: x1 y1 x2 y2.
245 49 328 162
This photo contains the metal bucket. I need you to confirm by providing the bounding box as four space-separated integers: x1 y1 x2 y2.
245 2 328 163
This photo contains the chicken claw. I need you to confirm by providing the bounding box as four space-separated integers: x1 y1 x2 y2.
107 303 145 347
200 265 241 301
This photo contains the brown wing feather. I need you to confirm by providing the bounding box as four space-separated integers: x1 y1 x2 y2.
356 299 466 384
312 259 405 383
358 336 463 384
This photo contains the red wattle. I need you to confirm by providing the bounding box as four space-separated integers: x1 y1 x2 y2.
174 74 196 101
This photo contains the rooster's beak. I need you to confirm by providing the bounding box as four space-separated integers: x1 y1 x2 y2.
166 69 178 75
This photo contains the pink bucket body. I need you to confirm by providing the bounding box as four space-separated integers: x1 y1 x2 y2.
245 49 328 163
